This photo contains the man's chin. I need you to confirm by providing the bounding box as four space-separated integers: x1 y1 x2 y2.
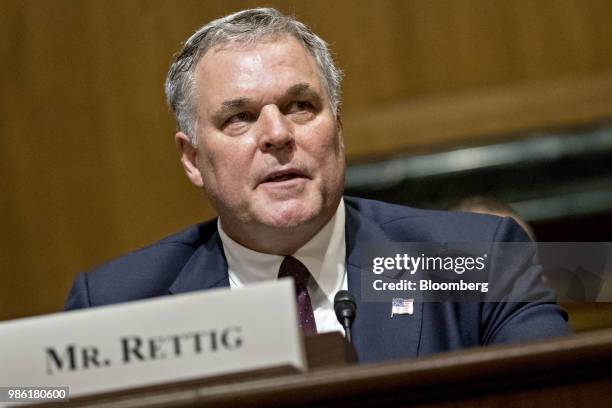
255 200 321 230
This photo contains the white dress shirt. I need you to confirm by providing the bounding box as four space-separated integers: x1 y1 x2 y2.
218 198 348 334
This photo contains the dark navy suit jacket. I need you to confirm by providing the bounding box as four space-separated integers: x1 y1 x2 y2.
65 197 569 363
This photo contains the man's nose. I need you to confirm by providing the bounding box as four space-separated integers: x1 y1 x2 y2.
257 105 293 152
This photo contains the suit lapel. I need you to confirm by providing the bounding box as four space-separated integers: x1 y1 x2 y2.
168 226 230 294
345 203 423 363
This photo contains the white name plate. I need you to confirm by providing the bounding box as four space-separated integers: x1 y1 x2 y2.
0 279 306 400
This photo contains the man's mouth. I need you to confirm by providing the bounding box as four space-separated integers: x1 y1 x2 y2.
262 169 307 184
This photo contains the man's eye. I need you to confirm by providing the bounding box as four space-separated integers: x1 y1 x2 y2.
226 112 253 124
288 101 313 113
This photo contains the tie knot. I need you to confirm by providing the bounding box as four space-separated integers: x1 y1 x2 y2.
278 256 311 291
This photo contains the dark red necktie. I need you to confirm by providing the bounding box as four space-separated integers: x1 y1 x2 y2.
278 256 318 336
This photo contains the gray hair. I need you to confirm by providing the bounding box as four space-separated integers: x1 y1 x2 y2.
164 7 343 146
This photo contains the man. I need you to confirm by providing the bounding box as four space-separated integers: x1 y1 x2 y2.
66 8 569 363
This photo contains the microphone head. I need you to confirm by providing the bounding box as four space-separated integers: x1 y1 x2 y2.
334 290 356 325
334 290 354 304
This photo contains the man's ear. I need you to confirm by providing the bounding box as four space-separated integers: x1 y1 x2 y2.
336 112 343 130
175 131 204 188
336 114 345 150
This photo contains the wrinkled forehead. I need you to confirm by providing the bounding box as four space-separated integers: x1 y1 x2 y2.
192 35 328 108
196 33 319 77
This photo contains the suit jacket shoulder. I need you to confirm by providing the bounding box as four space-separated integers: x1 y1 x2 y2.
343 195 528 242
65 219 219 309
342 196 569 362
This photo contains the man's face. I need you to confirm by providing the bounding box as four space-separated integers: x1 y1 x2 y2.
179 35 345 239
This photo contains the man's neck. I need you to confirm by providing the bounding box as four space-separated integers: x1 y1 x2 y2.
220 218 328 256
219 201 342 255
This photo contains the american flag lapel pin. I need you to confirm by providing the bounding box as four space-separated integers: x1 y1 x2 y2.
391 298 414 317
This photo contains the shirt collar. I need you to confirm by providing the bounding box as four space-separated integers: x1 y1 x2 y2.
218 198 346 301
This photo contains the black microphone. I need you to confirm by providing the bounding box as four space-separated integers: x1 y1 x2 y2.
334 290 356 344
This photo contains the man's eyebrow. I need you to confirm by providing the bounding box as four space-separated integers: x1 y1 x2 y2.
221 97 249 110
286 83 320 99
213 97 251 121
